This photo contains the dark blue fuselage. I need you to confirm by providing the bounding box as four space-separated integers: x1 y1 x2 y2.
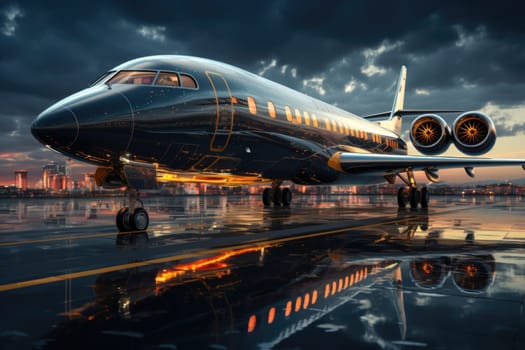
31 55 406 185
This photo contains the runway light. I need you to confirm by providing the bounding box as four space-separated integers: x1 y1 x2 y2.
248 315 256 333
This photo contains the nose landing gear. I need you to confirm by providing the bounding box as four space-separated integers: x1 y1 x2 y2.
116 189 149 232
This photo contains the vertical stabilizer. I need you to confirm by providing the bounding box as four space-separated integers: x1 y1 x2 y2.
380 66 407 135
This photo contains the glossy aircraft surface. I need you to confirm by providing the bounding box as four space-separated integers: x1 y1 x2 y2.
31 55 525 231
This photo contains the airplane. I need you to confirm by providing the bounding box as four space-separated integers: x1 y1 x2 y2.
30 55 525 232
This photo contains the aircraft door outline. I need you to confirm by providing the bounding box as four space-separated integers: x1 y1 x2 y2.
206 71 234 152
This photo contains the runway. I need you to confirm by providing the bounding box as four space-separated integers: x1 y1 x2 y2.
0 195 524 349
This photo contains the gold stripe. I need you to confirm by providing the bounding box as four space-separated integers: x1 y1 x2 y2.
0 232 119 247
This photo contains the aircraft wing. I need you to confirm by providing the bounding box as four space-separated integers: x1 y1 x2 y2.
328 152 525 176
363 109 463 120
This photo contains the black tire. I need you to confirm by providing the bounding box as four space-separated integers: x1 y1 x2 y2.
116 207 131 232
273 187 282 206
131 208 149 231
282 188 292 206
397 187 409 208
420 187 429 208
410 187 421 209
262 188 272 206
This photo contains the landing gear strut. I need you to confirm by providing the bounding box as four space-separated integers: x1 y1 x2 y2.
397 169 429 209
262 182 292 207
116 189 149 232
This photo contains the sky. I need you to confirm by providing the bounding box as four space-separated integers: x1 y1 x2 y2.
1 0 525 187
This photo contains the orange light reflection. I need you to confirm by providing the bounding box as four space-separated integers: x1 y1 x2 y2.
155 247 263 286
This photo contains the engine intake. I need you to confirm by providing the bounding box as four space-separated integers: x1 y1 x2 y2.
452 111 496 155
409 114 451 155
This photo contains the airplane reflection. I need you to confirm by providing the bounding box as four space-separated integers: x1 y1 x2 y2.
41 218 521 350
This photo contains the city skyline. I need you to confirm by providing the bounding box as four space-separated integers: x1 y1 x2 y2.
1 1 524 187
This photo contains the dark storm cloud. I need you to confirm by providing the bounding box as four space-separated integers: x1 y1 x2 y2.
0 0 524 183
2 1 524 110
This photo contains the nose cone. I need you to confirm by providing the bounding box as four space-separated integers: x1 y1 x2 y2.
31 107 79 149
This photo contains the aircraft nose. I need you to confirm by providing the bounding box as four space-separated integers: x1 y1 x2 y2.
31 107 79 149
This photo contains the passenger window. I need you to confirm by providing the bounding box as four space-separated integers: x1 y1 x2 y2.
325 118 331 131
247 96 257 114
156 72 180 87
268 101 276 118
294 109 302 124
181 74 197 88
108 70 156 85
303 111 311 126
285 106 293 122
312 114 319 128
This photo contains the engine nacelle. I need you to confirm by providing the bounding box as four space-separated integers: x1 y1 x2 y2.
452 111 496 155
410 114 451 155
451 255 495 293
409 257 449 289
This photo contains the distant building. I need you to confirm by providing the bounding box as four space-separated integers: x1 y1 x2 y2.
42 162 68 191
14 170 28 190
84 173 97 192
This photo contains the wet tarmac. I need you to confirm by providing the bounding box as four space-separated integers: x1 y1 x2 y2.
0 194 524 349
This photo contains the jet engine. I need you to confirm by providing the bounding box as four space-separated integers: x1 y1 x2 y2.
451 255 495 293
409 114 451 155
452 111 496 155
409 257 449 289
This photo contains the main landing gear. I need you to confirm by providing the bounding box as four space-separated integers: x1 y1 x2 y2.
262 182 292 207
396 169 429 209
116 189 150 232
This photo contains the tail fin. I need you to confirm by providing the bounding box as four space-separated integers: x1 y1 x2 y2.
364 66 463 133
380 65 407 135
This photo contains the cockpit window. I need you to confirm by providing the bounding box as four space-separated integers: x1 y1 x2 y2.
90 71 115 86
107 70 157 85
181 74 197 89
155 72 180 87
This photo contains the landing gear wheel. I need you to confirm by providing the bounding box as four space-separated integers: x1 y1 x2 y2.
420 187 429 208
262 188 272 206
116 207 131 232
131 207 149 231
282 188 292 206
273 187 282 206
409 187 421 209
397 187 409 208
